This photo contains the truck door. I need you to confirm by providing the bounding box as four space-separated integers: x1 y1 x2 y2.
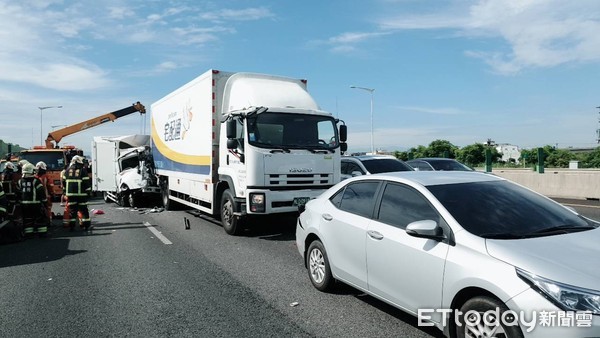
93 140 118 191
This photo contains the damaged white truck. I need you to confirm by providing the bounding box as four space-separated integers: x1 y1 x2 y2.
92 134 160 207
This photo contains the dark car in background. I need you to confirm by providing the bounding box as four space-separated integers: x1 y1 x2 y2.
406 157 473 171
341 155 413 180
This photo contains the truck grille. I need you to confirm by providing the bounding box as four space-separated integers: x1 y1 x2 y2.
268 173 332 185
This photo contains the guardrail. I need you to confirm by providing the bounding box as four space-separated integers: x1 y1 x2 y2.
489 168 600 200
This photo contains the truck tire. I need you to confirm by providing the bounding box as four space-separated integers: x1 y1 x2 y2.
128 191 139 208
161 183 173 211
118 191 130 207
220 189 244 235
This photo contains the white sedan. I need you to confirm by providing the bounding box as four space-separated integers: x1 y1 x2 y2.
296 171 600 338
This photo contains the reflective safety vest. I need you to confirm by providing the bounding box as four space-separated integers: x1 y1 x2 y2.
1 171 18 201
18 176 47 204
64 164 91 197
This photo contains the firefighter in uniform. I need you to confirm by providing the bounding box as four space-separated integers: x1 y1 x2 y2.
0 180 7 220
18 163 49 237
1 162 20 220
61 167 69 228
64 155 91 231
35 161 54 223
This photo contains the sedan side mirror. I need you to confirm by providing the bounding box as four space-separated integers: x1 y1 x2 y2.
406 220 445 241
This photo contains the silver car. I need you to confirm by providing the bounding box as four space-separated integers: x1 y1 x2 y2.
296 171 600 338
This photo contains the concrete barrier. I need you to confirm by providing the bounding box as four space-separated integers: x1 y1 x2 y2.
490 168 600 200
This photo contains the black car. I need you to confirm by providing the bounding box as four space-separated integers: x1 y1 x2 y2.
341 155 413 180
406 157 473 171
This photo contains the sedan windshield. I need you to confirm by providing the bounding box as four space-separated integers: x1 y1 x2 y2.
427 180 597 238
362 159 413 173
246 112 338 150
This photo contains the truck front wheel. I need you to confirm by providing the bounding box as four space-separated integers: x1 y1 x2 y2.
128 191 139 208
118 191 130 207
220 190 244 236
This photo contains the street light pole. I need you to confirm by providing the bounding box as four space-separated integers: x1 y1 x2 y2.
39 105 63 145
350 86 375 154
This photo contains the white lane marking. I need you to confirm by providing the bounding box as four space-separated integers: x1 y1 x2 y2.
562 203 600 210
144 221 173 245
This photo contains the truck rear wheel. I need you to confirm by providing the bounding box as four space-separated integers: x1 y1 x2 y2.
220 189 244 236
161 181 173 211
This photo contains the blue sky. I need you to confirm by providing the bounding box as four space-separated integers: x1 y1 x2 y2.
2 0 600 155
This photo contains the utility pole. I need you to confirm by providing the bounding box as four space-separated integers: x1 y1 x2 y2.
350 86 375 154
596 106 600 144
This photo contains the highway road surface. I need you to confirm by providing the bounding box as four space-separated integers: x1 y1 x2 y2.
0 197 598 337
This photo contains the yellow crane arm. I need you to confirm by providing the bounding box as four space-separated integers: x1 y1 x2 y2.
45 102 145 148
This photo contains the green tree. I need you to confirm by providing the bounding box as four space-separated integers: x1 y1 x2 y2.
456 143 487 167
582 147 600 168
520 149 534 167
520 145 575 168
393 150 409 161
426 139 459 158
408 145 428 159
545 148 574 168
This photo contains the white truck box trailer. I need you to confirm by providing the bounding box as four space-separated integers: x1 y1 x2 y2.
151 69 347 235
92 134 160 207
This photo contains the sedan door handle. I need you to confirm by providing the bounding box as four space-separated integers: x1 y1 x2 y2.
322 213 333 221
367 230 384 240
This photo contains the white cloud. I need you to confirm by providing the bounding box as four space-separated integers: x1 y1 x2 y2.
54 17 95 38
377 0 600 74
311 31 391 53
200 7 275 22
0 2 112 91
395 106 470 115
156 61 178 72
108 6 134 19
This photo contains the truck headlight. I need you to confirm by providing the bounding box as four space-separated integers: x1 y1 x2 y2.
517 268 600 315
249 193 265 213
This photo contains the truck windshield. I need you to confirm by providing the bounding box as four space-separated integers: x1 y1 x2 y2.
246 112 338 150
20 152 66 170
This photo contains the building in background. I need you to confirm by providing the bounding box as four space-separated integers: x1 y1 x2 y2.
495 143 521 164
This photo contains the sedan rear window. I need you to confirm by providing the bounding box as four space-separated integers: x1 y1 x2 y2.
427 180 593 238
330 181 380 218
362 159 413 173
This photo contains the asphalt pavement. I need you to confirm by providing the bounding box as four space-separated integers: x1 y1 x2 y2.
1 196 598 337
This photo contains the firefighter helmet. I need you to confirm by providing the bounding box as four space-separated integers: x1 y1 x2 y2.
4 162 16 172
22 163 35 175
71 155 84 164
36 161 47 171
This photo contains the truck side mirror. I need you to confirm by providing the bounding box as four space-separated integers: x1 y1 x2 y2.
340 143 348 152
339 125 347 142
227 139 237 149
226 120 237 139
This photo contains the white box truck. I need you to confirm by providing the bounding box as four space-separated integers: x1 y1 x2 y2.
92 135 160 207
151 69 347 235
